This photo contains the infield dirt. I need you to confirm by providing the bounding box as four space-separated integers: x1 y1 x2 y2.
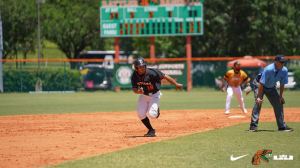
0 108 299 168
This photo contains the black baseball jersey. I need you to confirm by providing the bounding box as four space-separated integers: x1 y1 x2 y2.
131 68 165 95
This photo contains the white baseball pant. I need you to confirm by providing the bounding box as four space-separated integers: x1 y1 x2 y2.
225 86 246 112
137 91 162 119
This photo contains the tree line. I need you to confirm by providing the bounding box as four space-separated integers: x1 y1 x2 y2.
1 0 300 69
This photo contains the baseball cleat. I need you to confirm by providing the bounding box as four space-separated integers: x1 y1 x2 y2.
144 129 156 137
278 126 293 132
249 126 258 132
224 110 230 115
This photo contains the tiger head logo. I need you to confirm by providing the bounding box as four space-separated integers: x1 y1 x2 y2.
252 149 272 165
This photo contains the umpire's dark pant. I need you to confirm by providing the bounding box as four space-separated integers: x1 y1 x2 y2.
250 86 286 129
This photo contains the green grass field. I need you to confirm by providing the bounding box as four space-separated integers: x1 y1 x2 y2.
52 122 299 168
1 88 300 116
1 89 299 168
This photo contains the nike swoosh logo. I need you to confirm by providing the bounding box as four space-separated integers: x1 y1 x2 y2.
230 154 248 161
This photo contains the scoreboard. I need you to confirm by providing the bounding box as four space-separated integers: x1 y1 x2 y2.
100 2 204 37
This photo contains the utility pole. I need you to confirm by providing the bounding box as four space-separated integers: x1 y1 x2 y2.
36 0 45 68
0 14 3 92
186 36 192 92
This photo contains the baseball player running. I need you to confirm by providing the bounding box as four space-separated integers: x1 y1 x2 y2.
223 61 250 114
131 57 183 137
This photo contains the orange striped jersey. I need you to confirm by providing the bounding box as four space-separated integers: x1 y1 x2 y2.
224 70 250 87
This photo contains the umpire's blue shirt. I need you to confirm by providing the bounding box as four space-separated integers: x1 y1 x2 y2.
259 63 288 88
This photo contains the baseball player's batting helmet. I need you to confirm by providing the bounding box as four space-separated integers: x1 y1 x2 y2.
133 57 146 70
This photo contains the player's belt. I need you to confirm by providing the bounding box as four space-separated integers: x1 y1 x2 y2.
263 85 276 89
145 91 158 96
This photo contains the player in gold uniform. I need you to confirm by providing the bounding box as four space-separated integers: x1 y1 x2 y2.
223 61 250 114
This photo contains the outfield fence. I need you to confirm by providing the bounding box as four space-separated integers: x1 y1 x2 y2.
1 56 300 92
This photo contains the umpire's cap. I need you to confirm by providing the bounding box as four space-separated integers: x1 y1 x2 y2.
274 55 287 63
133 57 147 70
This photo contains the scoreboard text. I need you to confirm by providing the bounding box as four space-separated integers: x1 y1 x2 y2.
100 3 203 37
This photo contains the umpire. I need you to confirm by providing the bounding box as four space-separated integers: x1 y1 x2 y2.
249 55 293 132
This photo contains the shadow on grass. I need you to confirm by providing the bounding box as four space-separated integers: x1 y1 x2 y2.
246 129 276 132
